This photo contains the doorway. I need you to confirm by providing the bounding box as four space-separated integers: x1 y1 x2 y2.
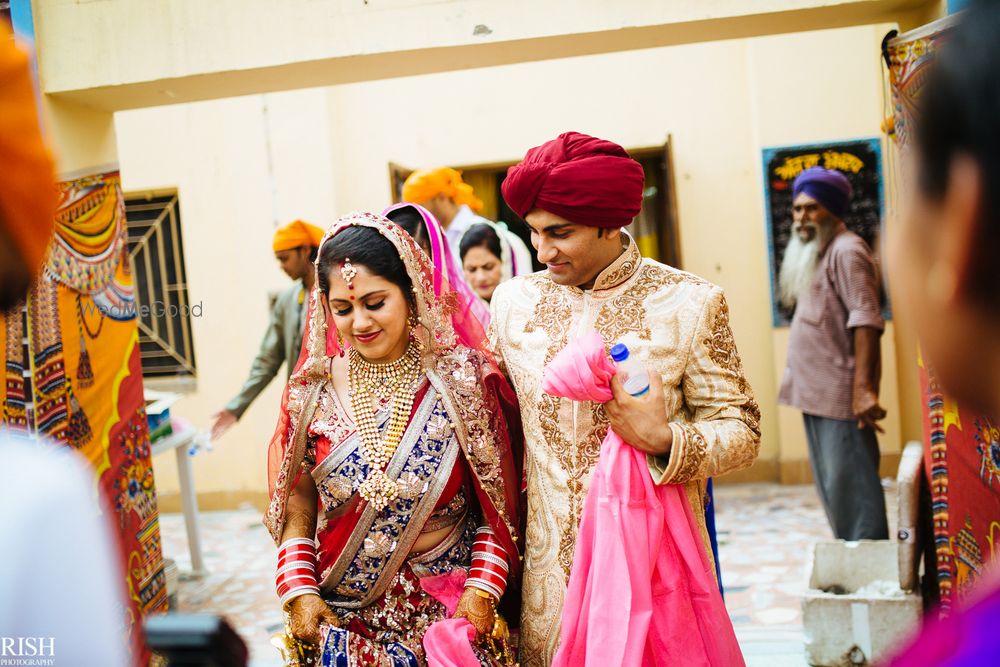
389 137 681 271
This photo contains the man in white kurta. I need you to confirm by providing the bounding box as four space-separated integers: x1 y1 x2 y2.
490 131 761 666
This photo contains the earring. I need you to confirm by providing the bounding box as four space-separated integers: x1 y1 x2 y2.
408 314 426 351
326 323 346 358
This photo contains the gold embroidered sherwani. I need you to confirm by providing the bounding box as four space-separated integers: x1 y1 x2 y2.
488 236 761 666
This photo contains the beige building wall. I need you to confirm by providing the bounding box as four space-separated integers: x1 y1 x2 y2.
115 22 911 508
748 25 907 481
35 0 933 109
115 89 336 509
328 21 906 483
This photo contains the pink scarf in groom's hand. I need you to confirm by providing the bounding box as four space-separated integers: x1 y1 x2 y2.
544 332 744 667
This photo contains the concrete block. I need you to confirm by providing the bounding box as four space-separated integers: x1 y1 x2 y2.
802 541 921 666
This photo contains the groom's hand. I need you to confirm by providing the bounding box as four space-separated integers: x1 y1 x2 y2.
605 369 672 457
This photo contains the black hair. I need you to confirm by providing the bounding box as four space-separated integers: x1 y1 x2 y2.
915 0 1000 303
308 245 318 262
459 223 503 262
385 205 432 258
317 226 413 303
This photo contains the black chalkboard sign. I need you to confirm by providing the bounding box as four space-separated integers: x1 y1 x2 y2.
762 138 887 327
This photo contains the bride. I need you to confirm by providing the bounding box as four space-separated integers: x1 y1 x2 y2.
264 212 522 665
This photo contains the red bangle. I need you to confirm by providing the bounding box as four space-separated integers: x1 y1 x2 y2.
467 526 509 599
278 550 315 567
276 538 319 606
469 567 506 588
472 544 507 561
465 577 503 600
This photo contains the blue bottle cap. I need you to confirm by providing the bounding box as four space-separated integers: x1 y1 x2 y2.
609 343 630 363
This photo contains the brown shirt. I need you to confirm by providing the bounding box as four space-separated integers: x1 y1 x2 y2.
778 229 884 421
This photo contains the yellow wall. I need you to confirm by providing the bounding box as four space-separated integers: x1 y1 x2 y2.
748 23 907 480
35 0 931 110
114 22 912 505
40 98 117 177
115 90 336 505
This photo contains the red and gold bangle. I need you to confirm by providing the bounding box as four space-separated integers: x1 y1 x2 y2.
276 538 319 607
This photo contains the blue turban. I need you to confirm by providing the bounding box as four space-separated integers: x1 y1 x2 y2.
792 167 854 220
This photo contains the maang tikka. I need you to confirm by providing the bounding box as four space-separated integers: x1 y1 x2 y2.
341 258 358 296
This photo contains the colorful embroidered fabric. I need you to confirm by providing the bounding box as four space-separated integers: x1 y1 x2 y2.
887 16 1000 614
884 16 953 147
920 364 1000 614
0 170 166 663
318 563 494 666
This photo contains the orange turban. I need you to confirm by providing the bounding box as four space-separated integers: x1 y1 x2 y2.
402 167 484 213
272 220 324 252
0 30 56 276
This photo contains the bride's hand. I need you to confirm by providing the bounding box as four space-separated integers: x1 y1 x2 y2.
453 588 497 636
286 594 339 644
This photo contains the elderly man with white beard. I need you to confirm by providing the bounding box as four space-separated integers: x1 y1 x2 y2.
778 216 822 309
778 166 889 541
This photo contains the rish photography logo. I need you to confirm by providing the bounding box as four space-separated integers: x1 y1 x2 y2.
0 638 55 666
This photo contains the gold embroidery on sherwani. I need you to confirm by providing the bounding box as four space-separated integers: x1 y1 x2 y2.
523 277 586 579
591 238 642 290
672 423 709 484
493 236 761 667
593 265 672 342
704 296 763 436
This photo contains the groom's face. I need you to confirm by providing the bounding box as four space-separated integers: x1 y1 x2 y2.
525 209 621 288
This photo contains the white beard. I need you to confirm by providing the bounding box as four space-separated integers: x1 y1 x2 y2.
778 230 820 309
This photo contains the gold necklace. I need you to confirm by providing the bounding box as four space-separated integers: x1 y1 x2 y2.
348 343 422 510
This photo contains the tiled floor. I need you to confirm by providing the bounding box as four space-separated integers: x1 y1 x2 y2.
158 482 897 666
717 484 833 666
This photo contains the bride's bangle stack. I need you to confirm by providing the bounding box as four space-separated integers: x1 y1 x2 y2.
276 537 320 608
466 527 509 601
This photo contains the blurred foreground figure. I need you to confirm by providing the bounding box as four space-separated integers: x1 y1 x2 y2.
0 27 55 310
0 441 129 667
0 27 128 667
886 1 1000 664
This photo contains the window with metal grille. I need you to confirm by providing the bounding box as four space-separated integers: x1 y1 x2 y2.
124 191 197 386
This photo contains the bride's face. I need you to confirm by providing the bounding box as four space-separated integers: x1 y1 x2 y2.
325 263 411 364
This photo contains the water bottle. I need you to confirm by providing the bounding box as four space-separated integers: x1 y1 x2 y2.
610 343 650 397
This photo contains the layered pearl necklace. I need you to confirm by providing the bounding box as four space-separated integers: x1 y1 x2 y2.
348 342 422 511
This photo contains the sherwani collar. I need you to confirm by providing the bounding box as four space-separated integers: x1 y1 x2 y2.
563 232 642 294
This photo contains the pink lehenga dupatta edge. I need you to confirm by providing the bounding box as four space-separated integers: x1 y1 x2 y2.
382 201 492 334
544 331 744 667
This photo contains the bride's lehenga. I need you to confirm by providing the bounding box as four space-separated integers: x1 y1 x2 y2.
265 213 523 666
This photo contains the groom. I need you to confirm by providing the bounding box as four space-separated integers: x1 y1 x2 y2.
489 131 761 666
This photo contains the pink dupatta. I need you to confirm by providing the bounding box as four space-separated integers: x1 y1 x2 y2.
544 332 744 667
382 202 492 331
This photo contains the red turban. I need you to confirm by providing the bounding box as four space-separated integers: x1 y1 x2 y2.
502 132 645 228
